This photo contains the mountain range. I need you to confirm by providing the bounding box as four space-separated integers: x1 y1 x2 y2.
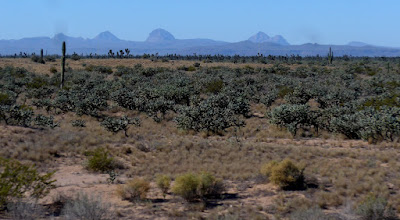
1 28 400 57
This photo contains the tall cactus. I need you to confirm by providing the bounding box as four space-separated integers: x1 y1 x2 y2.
60 41 66 89
39 49 45 64
328 47 333 64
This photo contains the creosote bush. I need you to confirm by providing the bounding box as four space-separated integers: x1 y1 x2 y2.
260 159 305 190
85 147 116 173
156 175 171 199
172 172 224 202
117 178 150 202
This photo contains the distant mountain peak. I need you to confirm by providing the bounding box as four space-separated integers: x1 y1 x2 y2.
248 32 289 45
52 33 68 41
146 28 175 42
347 41 370 47
53 33 66 38
248 32 270 43
94 31 120 41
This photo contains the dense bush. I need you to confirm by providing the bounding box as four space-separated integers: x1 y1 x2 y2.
172 173 199 201
172 172 224 202
260 159 305 190
85 147 116 173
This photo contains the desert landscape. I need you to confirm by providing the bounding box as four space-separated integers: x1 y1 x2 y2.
1 54 400 219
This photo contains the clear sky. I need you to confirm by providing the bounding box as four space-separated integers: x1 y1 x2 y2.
0 0 399 47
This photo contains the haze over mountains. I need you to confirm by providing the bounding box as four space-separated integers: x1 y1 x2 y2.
1 28 400 56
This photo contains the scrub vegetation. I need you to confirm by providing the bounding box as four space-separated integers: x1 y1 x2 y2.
1 54 400 219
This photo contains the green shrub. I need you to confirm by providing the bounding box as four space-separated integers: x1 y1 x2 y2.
85 147 115 173
187 66 196 72
260 160 278 177
197 172 224 200
0 157 55 208
156 175 171 199
117 178 150 202
0 93 14 106
260 159 304 190
172 172 224 202
172 173 199 202
205 79 224 94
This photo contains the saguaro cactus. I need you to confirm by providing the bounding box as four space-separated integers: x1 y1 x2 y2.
39 49 45 64
60 41 66 89
328 47 333 64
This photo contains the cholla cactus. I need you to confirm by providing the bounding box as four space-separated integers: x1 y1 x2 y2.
100 116 140 137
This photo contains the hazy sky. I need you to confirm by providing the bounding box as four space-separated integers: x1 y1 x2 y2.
0 0 399 47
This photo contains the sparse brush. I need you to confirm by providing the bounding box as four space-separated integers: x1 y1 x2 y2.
62 192 112 220
156 174 171 199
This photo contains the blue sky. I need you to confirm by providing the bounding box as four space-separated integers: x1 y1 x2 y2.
0 0 399 47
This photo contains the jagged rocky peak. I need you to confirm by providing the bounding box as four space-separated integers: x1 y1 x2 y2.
146 28 175 42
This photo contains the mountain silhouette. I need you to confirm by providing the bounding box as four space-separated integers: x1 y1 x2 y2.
0 29 399 56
